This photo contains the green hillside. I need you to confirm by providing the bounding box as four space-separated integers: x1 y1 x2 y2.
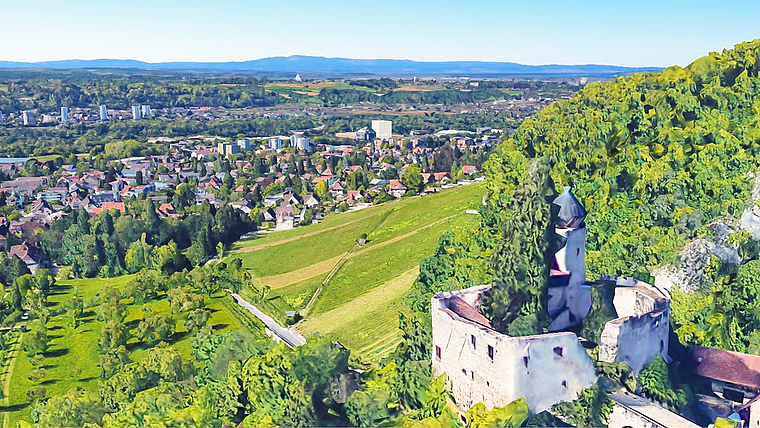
231 183 485 361
410 39 760 354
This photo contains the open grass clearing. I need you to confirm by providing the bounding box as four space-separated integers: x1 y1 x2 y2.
298 267 417 361
310 215 475 315
234 213 386 278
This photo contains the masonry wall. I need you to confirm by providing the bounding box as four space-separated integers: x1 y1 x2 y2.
608 403 666 428
599 285 671 374
599 308 670 374
432 300 597 414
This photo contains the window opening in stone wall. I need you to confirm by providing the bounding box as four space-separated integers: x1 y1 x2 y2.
471 334 476 350
487 344 494 360
554 346 563 357
435 346 441 360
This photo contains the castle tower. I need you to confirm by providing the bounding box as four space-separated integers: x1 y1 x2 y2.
553 186 587 287
547 186 591 331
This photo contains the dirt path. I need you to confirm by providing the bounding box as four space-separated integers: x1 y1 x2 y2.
258 214 457 290
262 254 347 289
233 216 370 253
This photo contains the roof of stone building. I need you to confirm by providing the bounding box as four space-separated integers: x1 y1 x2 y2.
445 296 492 328
553 186 587 228
608 391 701 428
684 346 760 390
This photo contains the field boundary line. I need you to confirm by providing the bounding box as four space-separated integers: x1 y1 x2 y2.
234 215 372 253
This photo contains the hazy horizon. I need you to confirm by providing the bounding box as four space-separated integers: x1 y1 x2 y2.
1 0 758 67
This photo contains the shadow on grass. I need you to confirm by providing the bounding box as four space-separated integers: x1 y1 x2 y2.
212 323 229 331
0 403 30 412
48 325 63 331
125 319 141 328
77 376 97 383
43 348 69 358
39 379 59 386
49 284 73 296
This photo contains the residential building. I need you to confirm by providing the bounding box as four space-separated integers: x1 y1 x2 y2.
132 105 142 120
0 111 4 125
388 179 407 198
296 136 310 151
237 139 251 151
355 127 376 142
275 200 295 230
372 120 392 140
684 346 760 426
270 137 283 151
9 241 47 274
141 105 151 117
100 104 108 121
61 106 69 122
218 142 241 157
22 110 35 126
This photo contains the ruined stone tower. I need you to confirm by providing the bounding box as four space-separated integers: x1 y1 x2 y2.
547 186 592 332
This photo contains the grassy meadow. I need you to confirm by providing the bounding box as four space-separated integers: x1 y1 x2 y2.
231 183 485 361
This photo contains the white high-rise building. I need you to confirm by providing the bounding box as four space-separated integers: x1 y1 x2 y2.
60 106 69 122
0 111 4 125
296 136 310 151
371 120 392 140
99 104 108 121
132 106 141 121
270 137 283 150
22 111 35 126
141 105 151 117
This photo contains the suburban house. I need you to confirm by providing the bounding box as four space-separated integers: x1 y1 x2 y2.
9 241 47 274
462 165 479 175
275 200 295 230
330 181 346 198
684 346 760 425
388 179 407 198
302 194 320 208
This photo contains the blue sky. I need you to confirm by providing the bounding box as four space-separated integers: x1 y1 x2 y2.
1 0 758 67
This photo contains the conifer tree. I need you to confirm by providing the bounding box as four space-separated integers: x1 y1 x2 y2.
480 158 557 335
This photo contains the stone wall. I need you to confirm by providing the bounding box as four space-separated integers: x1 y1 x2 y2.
599 282 671 374
432 286 597 415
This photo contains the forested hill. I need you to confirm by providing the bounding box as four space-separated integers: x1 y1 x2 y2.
465 38 760 351
484 38 760 280
411 38 760 355
0 56 659 76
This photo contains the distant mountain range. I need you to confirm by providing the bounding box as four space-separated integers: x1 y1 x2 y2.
0 56 661 77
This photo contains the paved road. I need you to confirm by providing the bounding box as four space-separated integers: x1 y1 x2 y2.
229 292 306 347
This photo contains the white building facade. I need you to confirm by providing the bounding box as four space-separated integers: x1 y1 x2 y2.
371 120 392 140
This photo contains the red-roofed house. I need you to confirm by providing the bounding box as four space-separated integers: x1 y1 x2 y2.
9 241 47 274
388 179 407 198
462 165 479 175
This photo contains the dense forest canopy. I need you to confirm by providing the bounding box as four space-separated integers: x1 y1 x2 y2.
411 39 760 352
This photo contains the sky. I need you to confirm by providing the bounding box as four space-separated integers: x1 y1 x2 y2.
1 0 758 67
